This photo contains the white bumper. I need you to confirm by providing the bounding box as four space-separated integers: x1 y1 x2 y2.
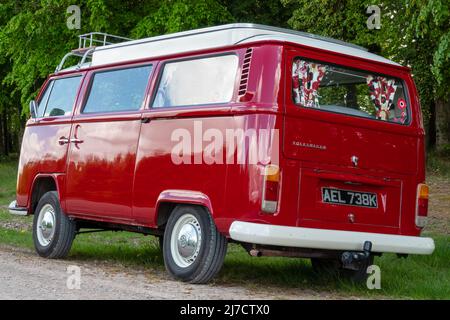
229 221 435 255
8 200 27 216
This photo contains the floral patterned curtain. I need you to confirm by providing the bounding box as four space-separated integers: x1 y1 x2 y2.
392 98 408 124
292 60 327 108
366 75 398 121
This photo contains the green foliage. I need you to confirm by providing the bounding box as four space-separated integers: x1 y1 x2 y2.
283 0 450 130
282 0 387 52
132 0 234 38
0 0 235 120
221 0 294 27
0 0 158 114
0 0 448 154
397 0 449 106
1 1 75 108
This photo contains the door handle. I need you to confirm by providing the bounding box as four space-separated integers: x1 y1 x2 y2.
58 137 70 145
70 138 84 144
71 124 83 146
141 117 151 124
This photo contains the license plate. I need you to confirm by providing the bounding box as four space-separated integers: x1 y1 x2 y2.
321 188 378 208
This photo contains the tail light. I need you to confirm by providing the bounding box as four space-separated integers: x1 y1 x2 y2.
416 183 429 228
262 165 280 213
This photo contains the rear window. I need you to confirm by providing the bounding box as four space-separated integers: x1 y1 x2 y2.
292 58 409 124
83 65 152 113
152 54 238 108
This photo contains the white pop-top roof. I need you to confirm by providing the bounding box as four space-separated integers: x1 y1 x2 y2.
86 23 400 68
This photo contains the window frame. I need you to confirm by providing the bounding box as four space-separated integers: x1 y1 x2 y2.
80 63 154 115
37 80 54 118
37 74 83 119
290 56 412 126
149 52 240 110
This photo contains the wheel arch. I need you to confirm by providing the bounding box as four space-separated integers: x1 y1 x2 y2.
154 190 214 228
28 174 65 215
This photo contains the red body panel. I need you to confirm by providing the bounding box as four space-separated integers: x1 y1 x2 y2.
16 118 72 208
65 114 141 221
16 41 426 241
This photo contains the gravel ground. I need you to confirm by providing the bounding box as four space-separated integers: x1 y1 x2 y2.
427 175 450 235
0 246 344 300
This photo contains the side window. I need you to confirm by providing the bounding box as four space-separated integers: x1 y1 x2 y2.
153 55 238 108
83 65 152 114
37 81 53 117
38 76 82 117
292 58 409 125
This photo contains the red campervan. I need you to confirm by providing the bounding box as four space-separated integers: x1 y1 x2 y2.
9 24 434 283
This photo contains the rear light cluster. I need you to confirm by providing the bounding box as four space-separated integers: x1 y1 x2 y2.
262 165 280 214
416 183 429 228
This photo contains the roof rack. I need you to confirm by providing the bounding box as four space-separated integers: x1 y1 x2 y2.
55 32 132 73
78 32 133 48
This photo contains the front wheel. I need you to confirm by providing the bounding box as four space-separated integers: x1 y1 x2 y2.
32 191 76 259
163 205 227 283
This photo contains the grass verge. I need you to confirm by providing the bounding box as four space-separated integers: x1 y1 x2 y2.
0 159 449 299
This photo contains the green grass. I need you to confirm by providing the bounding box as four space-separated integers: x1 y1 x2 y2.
0 157 19 206
0 159 449 299
427 152 450 178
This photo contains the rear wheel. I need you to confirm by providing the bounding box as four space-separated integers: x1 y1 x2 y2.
162 205 227 283
32 191 76 259
311 255 374 283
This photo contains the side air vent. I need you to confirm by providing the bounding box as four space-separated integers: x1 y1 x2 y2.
238 48 253 96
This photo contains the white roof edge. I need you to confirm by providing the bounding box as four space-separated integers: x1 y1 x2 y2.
86 23 400 68
238 34 401 66
96 23 367 52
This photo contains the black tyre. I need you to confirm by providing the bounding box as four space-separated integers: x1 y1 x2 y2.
32 191 76 259
157 235 164 250
163 205 227 284
311 255 374 283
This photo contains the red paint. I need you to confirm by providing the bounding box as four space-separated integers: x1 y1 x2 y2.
15 40 427 243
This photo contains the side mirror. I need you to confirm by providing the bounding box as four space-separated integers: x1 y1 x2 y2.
29 100 38 119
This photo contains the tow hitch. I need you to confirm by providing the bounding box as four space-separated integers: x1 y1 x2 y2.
341 241 373 270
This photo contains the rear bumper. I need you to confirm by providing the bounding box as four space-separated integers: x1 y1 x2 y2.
8 201 28 216
229 221 435 255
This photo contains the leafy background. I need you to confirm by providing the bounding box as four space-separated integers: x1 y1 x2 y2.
0 0 449 156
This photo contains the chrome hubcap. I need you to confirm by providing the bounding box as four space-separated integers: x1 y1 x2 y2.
170 214 202 268
36 204 56 247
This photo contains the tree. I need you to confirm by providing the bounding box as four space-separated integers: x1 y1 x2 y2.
0 0 448 156
220 0 294 28
0 0 234 155
283 0 450 152
132 0 234 38
411 0 450 152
